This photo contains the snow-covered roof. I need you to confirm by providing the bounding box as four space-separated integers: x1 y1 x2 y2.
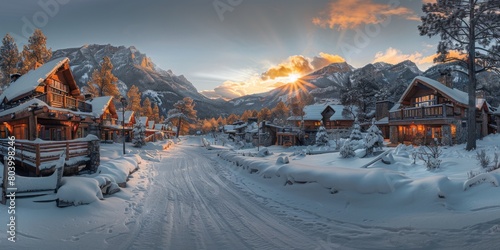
375 117 389 125
288 103 355 121
329 104 356 121
138 116 148 125
0 57 69 102
117 110 134 123
402 76 468 106
86 96 113 117
0 98 94 119
153 124 164 130
147 120 155 129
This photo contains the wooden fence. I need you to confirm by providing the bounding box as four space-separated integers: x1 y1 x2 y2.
0 137 99 176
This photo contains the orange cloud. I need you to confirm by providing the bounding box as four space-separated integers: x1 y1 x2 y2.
262 53 345 80
372 47 467 70
313 0 419 30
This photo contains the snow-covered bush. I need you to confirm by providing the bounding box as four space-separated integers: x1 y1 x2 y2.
349 118 362 141
418 139 442 170
132 122 146 147
315 123 330 147
364 118 384 155
476 149 490 169
340 140 355 158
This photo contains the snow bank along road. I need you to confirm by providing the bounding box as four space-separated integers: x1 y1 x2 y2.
111 137 499 250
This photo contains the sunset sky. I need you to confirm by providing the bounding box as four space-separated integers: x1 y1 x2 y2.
0 0 440 99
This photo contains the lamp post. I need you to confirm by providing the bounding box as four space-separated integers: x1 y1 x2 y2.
120 97 127 155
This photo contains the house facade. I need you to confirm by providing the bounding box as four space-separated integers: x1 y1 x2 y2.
0 57 93 141
0 57 100 176
388 76 491 145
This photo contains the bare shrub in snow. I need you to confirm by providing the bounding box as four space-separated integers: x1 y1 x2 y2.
418 140 442 170
340 140 355 158
476 149 490 169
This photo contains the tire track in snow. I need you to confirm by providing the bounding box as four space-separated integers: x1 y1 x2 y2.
119 140 315 250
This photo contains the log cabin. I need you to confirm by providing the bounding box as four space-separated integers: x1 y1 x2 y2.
0 57 100 176
388 76 493 145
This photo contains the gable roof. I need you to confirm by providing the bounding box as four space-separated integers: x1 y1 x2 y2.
288 103 356 121
399 76 468 106
147 120 155 129
86 96 115 118
117 110 135 123
138 116 148 125
0 57 74 103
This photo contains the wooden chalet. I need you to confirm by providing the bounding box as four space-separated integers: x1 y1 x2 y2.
287 103 355 132
283 103 355 146
87 96 123 142
0 57 100 176
388 76 492 145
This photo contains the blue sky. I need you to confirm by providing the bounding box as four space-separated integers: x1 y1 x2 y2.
0 0 439 99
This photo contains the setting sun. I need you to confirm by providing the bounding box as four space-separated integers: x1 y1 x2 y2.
287 73 301 83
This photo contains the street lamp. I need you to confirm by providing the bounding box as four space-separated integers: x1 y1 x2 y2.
120 97 127 155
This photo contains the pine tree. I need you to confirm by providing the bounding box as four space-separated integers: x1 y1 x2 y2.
126 85 141 115
340 140 355 158
364 118 384 155
226 113 239 125
0 34 20 87
349 118 362 141
315 123 329 146
419 0 500 150
240 110 253 122
152 103 161 123
20 29 52 73
86 56 120 98
167 97 197 138
132 122 146 147
272 101 290 125
258 107 272 122
142 97 153 119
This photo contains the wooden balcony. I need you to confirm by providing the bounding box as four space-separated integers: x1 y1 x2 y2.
389 104 454 121
36 92 92 112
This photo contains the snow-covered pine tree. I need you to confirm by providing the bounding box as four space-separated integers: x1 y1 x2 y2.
132 122 146 147
364 118 384 155
315 122 329 147
340 140 355 158
349 118 362 141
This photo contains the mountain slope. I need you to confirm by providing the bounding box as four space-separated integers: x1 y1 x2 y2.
52 44 226 119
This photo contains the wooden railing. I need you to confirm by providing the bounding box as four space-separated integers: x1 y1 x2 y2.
0 138 98 176
36 92 92 112
389 104 454 120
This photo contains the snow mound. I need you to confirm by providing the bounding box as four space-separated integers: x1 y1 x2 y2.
464 173 499 190
57 177 103 206
97 155 140 187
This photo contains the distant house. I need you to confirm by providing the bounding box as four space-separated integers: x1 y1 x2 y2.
117 110 136 128
283 103 355 146
287 103 356 132
87 96 119 141
388 76 493 145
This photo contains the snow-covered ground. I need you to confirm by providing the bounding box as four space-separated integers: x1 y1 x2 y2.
1 136 500 249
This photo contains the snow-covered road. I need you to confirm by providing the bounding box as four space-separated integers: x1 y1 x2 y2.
113 137 499 249
116 138 316 250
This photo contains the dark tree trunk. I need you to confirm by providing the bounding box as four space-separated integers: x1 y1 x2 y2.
176 116 182 138
466 0 476 151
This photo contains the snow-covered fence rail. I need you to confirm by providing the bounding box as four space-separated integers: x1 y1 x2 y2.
0 135 100 176
145 132 165 143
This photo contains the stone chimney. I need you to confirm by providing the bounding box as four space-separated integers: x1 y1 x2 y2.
438 68 452 88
